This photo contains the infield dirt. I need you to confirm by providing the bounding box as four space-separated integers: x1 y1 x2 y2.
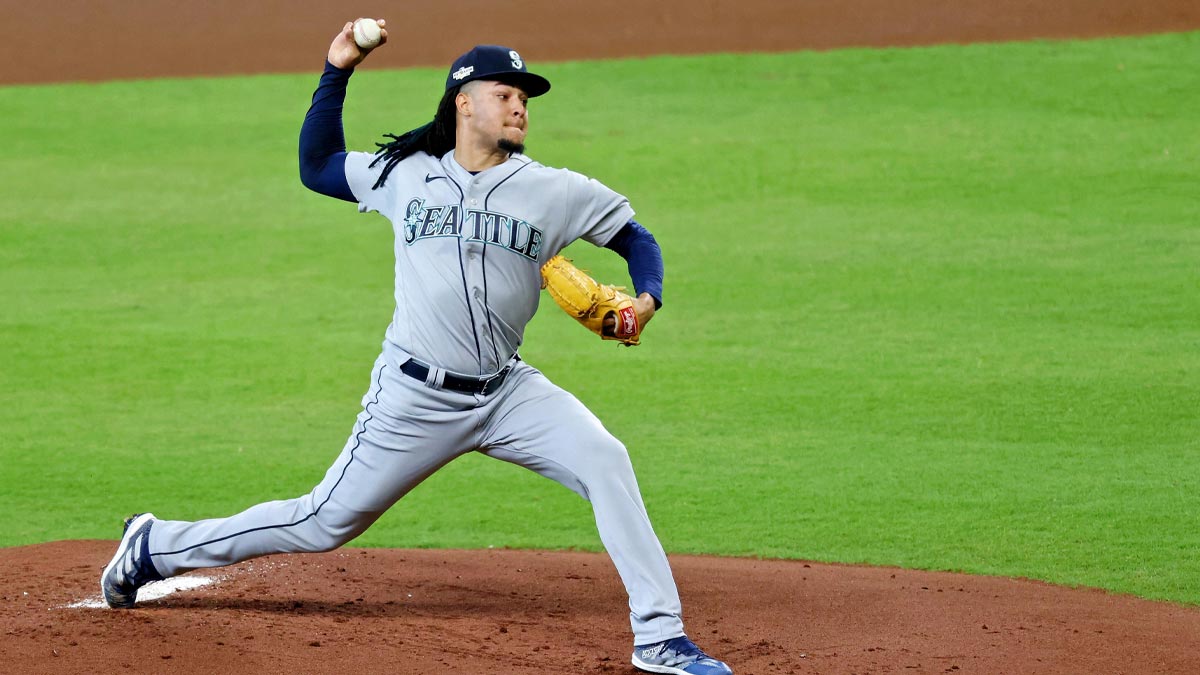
3 1 1200 674
6 541 1200 674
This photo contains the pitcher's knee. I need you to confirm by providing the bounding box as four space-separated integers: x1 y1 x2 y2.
302 508 373 551
578 435 638 485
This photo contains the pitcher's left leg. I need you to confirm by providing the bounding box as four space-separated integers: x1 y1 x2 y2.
478 362 684 644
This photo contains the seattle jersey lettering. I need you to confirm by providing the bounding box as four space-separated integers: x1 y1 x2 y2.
403 198 544 261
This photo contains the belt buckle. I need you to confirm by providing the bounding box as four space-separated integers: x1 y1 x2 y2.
479 366 508 396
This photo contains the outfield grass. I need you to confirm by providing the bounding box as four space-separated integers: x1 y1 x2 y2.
1 32 1197 604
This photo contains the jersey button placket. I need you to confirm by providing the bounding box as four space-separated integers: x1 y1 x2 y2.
466 193 480 259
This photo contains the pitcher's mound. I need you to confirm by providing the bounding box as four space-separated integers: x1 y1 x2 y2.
3 541 1198 674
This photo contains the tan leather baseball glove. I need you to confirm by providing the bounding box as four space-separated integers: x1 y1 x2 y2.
541 255 641 346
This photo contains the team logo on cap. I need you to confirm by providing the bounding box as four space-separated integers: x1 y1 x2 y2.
452 65 474 81
509 50 523 69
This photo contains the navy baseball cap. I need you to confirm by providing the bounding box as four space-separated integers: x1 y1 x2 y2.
446 45 551 97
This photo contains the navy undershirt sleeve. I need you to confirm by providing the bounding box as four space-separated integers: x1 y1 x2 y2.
298 61 355 203
604 220 664 309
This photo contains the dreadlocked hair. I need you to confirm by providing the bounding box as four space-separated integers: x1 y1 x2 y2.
369 85 460 189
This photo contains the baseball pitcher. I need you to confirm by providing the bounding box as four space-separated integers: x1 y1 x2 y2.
101 19 732 675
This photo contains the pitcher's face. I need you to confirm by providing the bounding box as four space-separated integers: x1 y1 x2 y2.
459 80 530 154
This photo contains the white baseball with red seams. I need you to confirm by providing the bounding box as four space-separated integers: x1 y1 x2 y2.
352 18 382 49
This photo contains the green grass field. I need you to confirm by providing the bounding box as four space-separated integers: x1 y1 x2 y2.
2 32 1197 605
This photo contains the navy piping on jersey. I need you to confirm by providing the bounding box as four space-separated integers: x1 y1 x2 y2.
151 363 389 558
440 173 485 375
483 157 534 206
480 158 535 370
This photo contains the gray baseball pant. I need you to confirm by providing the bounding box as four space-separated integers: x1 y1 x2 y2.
145 355 685 644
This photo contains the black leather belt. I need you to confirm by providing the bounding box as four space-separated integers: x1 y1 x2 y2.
399 359 514 396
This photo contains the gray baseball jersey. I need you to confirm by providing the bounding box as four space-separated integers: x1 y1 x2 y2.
143 148 686 645
345 149 633 376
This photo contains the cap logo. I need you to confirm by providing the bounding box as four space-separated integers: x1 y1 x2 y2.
452 65 475 81
509 50 523 69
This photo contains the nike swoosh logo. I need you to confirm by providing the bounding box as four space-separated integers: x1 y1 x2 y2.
425 174 445 183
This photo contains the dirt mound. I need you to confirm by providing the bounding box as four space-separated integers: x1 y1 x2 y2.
4 541 1199 674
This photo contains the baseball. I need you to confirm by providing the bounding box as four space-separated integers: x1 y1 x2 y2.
353 19 382 49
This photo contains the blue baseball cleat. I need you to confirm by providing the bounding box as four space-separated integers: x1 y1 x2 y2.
100 513 164 608
632 635 734 675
